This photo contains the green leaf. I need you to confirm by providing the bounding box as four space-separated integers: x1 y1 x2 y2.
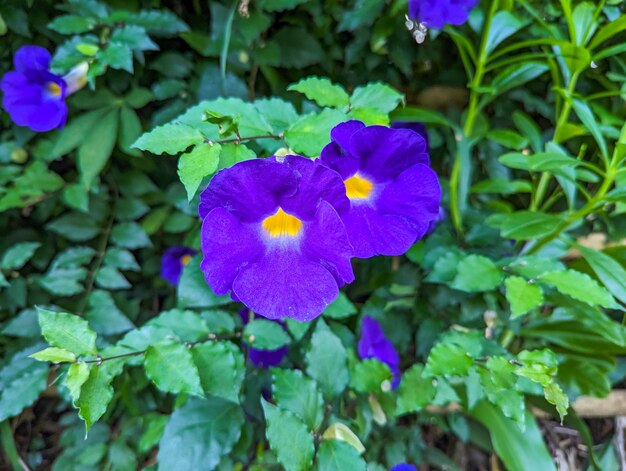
110 25 158 51
95 266 131 290
178 144 221 201
46 213 100 242
262 400 315 471
544 381 569 421
578 246 626 305
350 359 392 393
285 109 346 156
48 15 95 34
66 362 90 404
572 1 597 45
452 255 503 292
78 108 119 189
63 183 90 212
571 98 608 159
104 248 140 271
317 439 367 471
144 342 203 396
323 292 357 319
37 308 97 356
177 255 230 308
272 369 324 430
85 290 135 335
50 108 110 159
470 401 557 471
424 342 473 377
158 396 243 470
133 123 205 155
288 77 349 108
485 11 525 54
490 62 549 95
39 267 87 296
350 83 404 113
487 211 562 239
306 329 349 398
589 15 626 50
146 309 209 342
259 0 310 11
76 365 114 433
111 222 151 249
539 270 616 308
243 319 291 350
118 107 143 157
505 276 544 318
99 42 133 72
397 366 438 414
191 342 244 403
30 347 76 363
271 27 324 69
558 42 591 74
1 242 41 270
485 129 529 150
217 143 256 169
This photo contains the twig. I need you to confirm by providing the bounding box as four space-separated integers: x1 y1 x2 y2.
207 133 283 145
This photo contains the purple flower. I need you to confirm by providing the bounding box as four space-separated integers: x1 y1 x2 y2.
199 156 354 321
1 46 69 132
391 121 429 150
239 309 288 368
408 0 478 29
358 316 401 389
320 121 441 258
390 464 417 471
161 246 197 285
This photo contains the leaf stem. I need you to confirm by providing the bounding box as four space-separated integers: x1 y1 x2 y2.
207 133 284 145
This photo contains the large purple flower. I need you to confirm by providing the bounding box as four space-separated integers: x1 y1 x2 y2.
391 121 429 150
408 0 478 29
239 309 288 368
1 46 69 132
161 246 197 285
358 316 401 389
320 121 441 258
199 155 354 321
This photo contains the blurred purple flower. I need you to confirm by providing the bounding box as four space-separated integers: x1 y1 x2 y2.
320 121 441 258
358 316 401 389
239 309 288 368
1 46 88 132
198 155 354 321
408 0 478 29
161 246 197 285
391 121 429 150
390 464 417 471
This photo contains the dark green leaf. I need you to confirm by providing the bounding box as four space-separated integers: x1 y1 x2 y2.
144 342 203 396
37 308 97 355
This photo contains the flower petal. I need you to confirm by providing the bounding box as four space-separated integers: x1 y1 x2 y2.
378 163 441 235
278 155 350 219
350 126 429 181
13 46 52 80
232 246 340 321
200 207 265 294
198 158 297 221
320 121 365 179
302 200 354 285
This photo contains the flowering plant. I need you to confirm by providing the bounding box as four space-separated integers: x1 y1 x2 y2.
2 0 626 470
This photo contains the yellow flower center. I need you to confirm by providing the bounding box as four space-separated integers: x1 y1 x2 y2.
344 174 373 200
180 254 192 266
47 82 62 97
262 208 302 238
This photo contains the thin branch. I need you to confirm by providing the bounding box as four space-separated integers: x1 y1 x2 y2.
206 133 284 145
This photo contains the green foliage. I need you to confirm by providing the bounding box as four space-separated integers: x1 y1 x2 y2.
3 0 626 469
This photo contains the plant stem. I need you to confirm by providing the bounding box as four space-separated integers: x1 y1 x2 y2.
207 133 283 145
450 0 499 234
0 420 25 471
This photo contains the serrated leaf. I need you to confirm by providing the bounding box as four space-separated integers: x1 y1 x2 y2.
544 382 569 421
30 347 76 363
48 15 95 34
539 270 616 308
505 276 544 318
424 343 473 377
243 319 291 350
133 123 205 155
1 242 41 270
306 329 349 398
284 109 346 156
350 359 392 393
144 342 203 396
262 400 314 471
272 369 324 430
317 439 367 471
76 365 114 433
191 342 244 403
158 397 243 471
578 245 626 305
323 292 357 319
99 42 133 72
37 308 97 355
178 144 221 200
452 255 503 292
288 77 349 108
396 364 436 414
66 362 90 405
350 83 403 113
